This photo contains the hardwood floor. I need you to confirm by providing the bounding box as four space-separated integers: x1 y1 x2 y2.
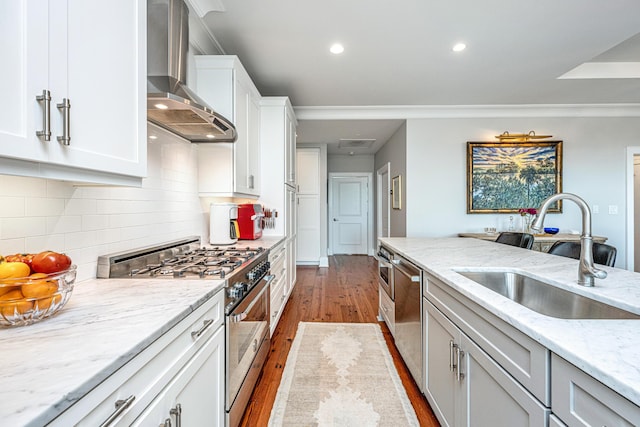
239 255 440 426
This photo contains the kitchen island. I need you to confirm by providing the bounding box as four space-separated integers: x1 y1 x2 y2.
380 236 640 422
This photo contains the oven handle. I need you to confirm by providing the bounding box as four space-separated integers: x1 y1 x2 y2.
378 258 392 269
229 274 275 323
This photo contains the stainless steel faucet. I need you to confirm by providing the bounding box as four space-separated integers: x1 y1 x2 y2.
530 193 607 286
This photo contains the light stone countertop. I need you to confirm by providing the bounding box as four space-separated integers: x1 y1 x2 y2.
380 237 640 407
0 236 286 426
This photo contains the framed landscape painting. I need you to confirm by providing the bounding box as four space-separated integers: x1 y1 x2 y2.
467 140 562 213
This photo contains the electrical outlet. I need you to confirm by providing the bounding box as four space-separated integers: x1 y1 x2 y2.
608 205 618 215
593 205 599 214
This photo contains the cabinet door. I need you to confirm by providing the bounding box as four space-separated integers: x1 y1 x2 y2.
459 333 549 427
424 301 459 427
285 108 296 186
287 236 297 291
131 325 225 427
296 148 320 194
233 75 251 194
48 0 146 177
0 1 49 162
247 94 261 194
551 353 640 426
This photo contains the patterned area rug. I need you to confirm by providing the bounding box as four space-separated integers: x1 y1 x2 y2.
268 322 419 426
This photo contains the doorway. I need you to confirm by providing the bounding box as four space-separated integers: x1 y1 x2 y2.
626 147 640 271
328 173 373 255
377 162 391 239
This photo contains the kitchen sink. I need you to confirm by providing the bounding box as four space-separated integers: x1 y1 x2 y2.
456 270 640 319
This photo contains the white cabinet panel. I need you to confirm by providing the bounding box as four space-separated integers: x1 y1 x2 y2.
195 56 261 197
296 148 320 194
0 1 48 163
0 0 146 184
132 326 225 427
551 353 640 426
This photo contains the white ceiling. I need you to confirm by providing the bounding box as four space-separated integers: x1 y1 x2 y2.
194 0 640 154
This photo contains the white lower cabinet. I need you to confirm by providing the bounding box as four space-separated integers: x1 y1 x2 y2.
132 325 225 426
424 300 549 427
48 290 225 426
551 353 640 426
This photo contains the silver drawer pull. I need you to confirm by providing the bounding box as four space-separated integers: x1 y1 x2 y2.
456 346 465 382
99 395 135 427
191 319 214 340
57 98 70 145
170 403 182 427
36 89 51 141
449 340 455 372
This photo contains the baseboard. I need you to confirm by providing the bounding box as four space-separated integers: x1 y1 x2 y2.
319 256 329 268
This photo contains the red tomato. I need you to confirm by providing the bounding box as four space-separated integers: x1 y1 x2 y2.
31 251 72 274
4 253 34 272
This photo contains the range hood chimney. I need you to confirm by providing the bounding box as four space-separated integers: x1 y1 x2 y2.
147 0 237 142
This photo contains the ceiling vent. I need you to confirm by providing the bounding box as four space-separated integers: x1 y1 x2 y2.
338 139 376 149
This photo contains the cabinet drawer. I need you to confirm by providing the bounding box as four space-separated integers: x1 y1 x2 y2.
270 276 287 335
379 285 395 336
551 353 640 426
426 274 550 406
50 289 225 426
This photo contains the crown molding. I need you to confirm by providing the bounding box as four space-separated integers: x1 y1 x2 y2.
293 104 640 120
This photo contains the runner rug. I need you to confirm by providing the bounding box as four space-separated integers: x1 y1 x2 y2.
268 322 419 426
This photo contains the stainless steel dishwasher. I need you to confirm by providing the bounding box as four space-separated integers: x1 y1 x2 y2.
393 254 423 390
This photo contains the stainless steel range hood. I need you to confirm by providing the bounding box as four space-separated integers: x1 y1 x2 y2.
147 0 236 142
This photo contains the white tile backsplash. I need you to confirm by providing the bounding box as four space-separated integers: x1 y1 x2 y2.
0 131 206 282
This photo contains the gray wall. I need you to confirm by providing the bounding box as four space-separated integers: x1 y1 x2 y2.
403 116 640 268
375 123 407 237
328 154 374 173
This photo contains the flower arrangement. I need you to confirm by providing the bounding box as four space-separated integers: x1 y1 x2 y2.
518 208 537 233
518 208 537 216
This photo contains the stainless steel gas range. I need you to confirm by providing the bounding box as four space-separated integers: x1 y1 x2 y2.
97 237 273 427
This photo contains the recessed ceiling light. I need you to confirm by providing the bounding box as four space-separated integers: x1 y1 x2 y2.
206 134 216 139
154 103 169 109
330 43 344 54
149 135 158 140
452 43 466 52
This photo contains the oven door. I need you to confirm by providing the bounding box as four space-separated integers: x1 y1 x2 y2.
378 250 394 300
226 274 273 425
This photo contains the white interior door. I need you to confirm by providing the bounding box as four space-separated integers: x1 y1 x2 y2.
330 175 368 254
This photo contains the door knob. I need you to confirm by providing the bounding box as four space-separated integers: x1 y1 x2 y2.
333 218 338 221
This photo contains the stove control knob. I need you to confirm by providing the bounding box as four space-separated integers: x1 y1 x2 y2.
247 271 256 281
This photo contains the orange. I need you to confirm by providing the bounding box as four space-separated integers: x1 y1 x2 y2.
0 289 33 317
35 293 62 312
0 285 19 298
21 276 58 299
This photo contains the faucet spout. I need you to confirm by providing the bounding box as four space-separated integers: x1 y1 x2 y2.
531 193 606 287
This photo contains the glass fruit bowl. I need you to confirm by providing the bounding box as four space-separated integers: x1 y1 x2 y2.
0 265 77 327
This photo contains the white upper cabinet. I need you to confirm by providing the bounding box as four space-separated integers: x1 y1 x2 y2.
0 0 147 185
195 56 261 198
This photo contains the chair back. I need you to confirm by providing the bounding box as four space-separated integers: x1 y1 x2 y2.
547 241 617 267
495 232 535 249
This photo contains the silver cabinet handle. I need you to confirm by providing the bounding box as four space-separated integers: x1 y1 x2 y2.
160 419 171 427
455 346 465 382
248 174 254 189
191 319 214 340
99 395 135 427
170 403 182 427
36 89 51 141
449 340 455 372
57 98 70 145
